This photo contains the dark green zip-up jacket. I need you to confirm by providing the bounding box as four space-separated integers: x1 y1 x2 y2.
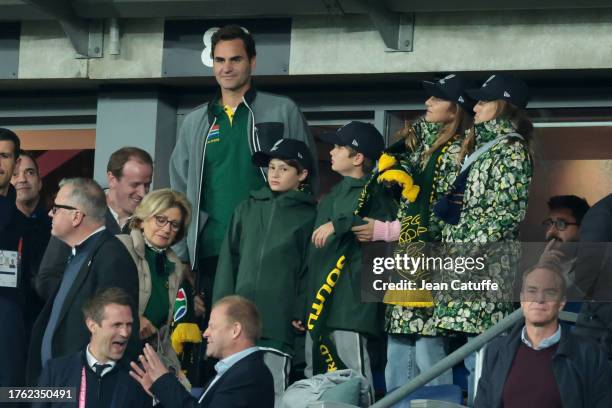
306 176 397 337
213 187 316 354
169 88 318 268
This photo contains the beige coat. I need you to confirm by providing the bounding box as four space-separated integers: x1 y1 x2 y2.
117 229 183 325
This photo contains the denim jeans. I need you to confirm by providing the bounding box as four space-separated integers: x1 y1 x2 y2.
385 334 453 397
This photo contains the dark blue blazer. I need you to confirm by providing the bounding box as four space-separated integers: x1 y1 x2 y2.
35 207 124 301
26 230 140 385
0 184 27 390
150 350 274 408
33 351 152 408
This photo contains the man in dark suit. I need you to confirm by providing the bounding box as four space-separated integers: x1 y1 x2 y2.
34 287 151 408
27 177 140 384
569 193 612 357
130 295 274 407
10 151 52 343
0 128 27 392
35 146 153 300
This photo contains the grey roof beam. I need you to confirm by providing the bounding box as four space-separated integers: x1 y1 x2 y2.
22 0 103 58
356 0 414 51
321 0 345 16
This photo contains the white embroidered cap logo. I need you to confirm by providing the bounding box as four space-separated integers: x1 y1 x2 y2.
352 139 359 147
270 139 284 152
483 75 495 87
440 74 455 84
458 96 465 103
298 152 303 159
503 91 511 98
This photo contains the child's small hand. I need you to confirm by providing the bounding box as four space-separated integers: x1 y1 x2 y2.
352 217 376 242
312 222 335 248
291 320 306 332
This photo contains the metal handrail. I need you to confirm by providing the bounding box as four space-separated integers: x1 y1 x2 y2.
370 309 523 408
371 309 579 408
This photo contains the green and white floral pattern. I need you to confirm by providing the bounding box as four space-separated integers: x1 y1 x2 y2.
385 117 463 335
433 118 532 334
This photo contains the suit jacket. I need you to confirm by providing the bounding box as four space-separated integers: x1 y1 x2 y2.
150 350 274 408
0 296 26 389
26 229 140 385
33 350 151 408
35 207 124 300
570 194 612 355
474 321 612 408
0 185 27 389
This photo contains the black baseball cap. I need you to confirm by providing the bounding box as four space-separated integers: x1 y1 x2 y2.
252 138 313 173
422 74 476 113
466 74 530 109
319 121 385 161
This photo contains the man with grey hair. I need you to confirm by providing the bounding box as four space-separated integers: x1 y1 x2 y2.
475 262 611 407
26 178 140 385
36 146 153 301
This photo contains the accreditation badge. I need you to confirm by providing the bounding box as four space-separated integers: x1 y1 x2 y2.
0 249 19 288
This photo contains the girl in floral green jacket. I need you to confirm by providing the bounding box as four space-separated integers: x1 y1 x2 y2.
352 74 475 393
432 73 533 404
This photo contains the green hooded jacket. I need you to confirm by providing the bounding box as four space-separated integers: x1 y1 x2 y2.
306 176 397 337
213 186 316 354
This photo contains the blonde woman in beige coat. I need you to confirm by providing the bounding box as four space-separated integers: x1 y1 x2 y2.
116 188 191 341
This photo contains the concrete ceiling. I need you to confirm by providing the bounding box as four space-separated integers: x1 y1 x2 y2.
3 0 612 58
1 0 612 20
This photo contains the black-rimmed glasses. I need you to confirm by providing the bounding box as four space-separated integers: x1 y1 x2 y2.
51 203 79 215
154 215 181 232
542 218 578 231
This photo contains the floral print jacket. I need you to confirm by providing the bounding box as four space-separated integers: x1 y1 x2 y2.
385 118 463 335
433 118 533 334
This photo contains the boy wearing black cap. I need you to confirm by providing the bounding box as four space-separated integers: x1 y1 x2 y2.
301 121 397 400
213 138 317 406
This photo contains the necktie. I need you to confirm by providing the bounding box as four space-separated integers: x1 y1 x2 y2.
93 363 111 377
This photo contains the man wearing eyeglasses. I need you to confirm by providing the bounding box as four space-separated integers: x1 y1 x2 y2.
539 195 591 316
475 263 611 408
35 147 153 301
542 195 590 243
26 178 140 386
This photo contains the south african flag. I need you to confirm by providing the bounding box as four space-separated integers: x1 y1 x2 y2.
173 288 188 323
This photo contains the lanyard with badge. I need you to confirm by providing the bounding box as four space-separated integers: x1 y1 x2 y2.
0 238 21 289
78 365 119 408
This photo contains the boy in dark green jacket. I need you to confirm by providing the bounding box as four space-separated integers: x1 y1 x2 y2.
213 139 316 406
301 122 397 398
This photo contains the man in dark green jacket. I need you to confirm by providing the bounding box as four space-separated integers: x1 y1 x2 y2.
213 139 317 407
304 122 396 399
